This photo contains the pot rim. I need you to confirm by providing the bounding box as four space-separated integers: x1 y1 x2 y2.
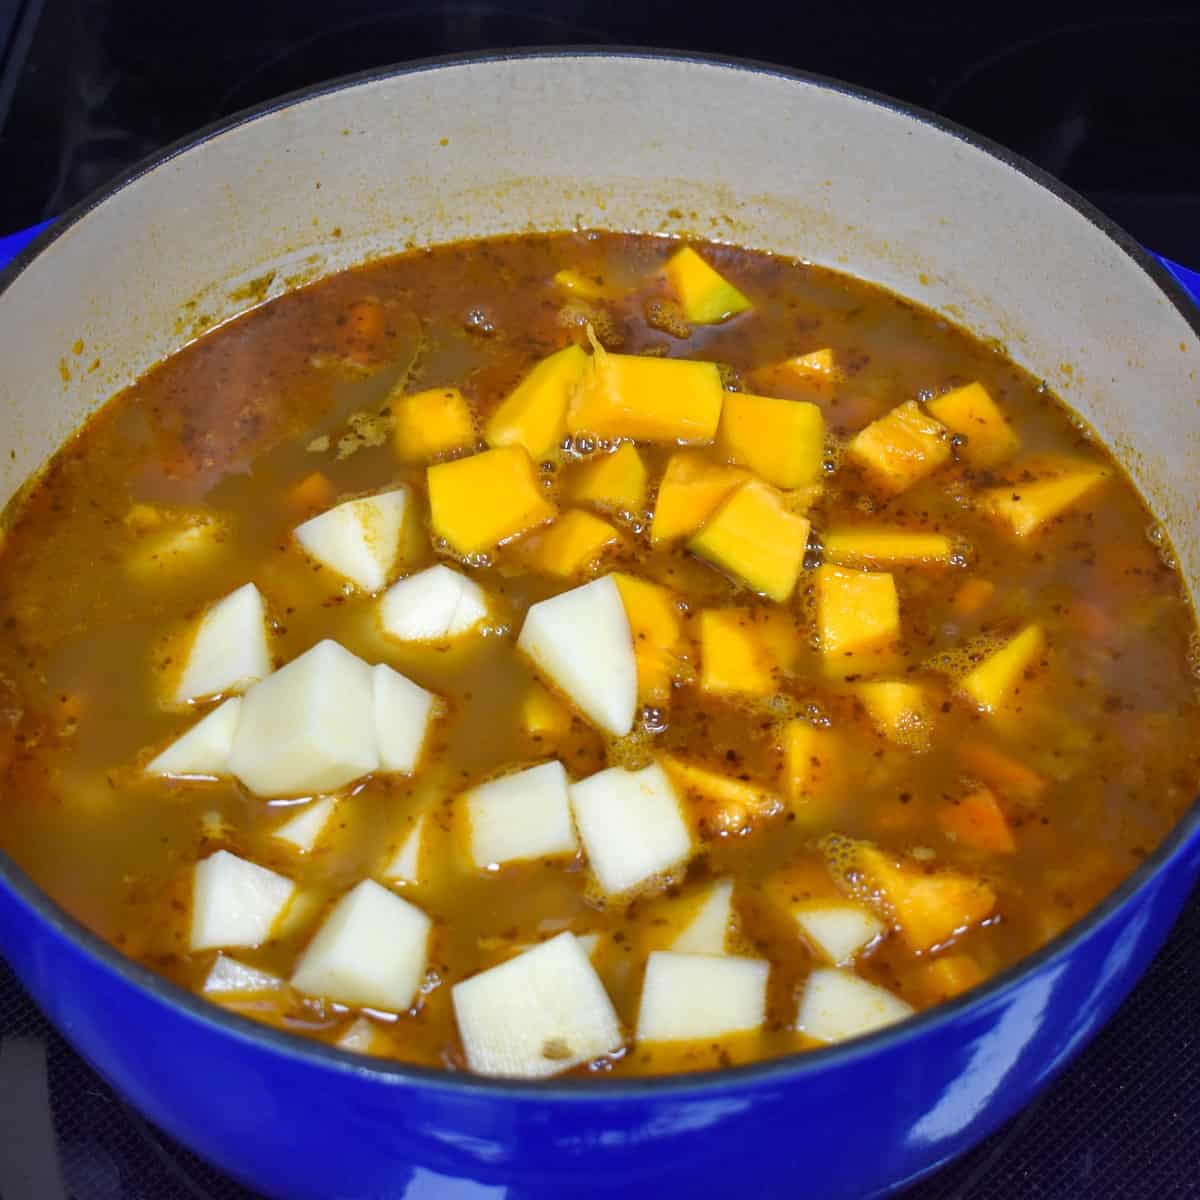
2 45 1198 1102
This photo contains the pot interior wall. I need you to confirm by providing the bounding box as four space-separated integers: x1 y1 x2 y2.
1 53 1198 596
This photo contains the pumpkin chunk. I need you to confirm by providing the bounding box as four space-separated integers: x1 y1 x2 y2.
914 954 986 1003
716 392 824 489
939 787 1017 854
857 681 934 750
664 247 752 324
846 400 951 494
979 462 1109 537
926 382 1019 467
780 721 843 813
613 573 686 703
960 624 1046 714
690 480 811 602
650 452 749 546
661 755 783 838
392 387 476 463
822 528 955 568
698 609 774 696
958 742 1046 803
814 565 900 676
428 445 555 555
566 443 648 514
521 682 571 741
485 345 587 462
522 509 622 578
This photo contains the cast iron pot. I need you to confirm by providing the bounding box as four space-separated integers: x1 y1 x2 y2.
1 51 1199 1200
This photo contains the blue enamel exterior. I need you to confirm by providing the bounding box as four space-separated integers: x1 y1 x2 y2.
2 57 1200 1200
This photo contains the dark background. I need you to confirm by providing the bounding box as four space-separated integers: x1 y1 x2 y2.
0 3 1199 1198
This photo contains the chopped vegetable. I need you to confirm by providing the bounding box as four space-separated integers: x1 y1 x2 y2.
857 680 934 750
613 573 686 703
565 443 648 514
979 462 1109 537
465 760 578 869
926 381 1019 467
146 697 241 779
381 815 426 884
959 624 1046 714
294 487 411 592
914 953 985 1002
190 850 295 951
520 682 571 741
391 386 477 463
663 247 752 324
952 577 995 617
272 796 337 853
173 582 271 705
203 954 283 995
378 564 489 643
716 392 824 489
636 951 768 1042
661 755 783 837
284 471 336 515
650 451 749 546
814 565 900 675
958 742 1046 803
698 608 775 696
796 967 913 1043
781 721 843 811
822 528 955 568
485 344 588 462
522 509 623 578
846 400 951 494
671 879 735 954
372 663 438 773
794 903 885 966
939 787 1016 854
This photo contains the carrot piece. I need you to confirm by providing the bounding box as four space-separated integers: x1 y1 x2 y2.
915 954 985 1002
958 742 1046 804
284 471 336 515
952 577 995 617
939 788 1016 854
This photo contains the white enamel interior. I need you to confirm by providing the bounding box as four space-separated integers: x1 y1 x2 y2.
1 53 1198 594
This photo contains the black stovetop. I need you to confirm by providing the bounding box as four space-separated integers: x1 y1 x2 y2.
0 4 1198 1197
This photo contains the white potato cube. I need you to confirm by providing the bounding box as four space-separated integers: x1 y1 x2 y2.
796 967 914 1044
373 663 438 773
228 639 379 796
337 1016 386 1055
190 850 296 952
569 763 692 895
517 575 637 736
381 815 426 883
795 903 884 966
671 879 735 955
146 697 241 778
378 564 489 642
272 796 337 852
636 951 768 1042
466 760 577 869
202 953 283 994
452 932 622 1078
291 879 431 1012
174 583 271 704
294 487 410 592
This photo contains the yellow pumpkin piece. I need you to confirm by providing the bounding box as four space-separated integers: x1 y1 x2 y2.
835 840 997 954
978 464 1109 537
926 382 1019 467
952 577 996 617
781 721 843 812
939 787 1017 854
522 509 622 578
663 247 753 324
661 755 782 838
814 565 900 676
521 682 571 741
756 608 803 675
914 953 985 1003
698 609 775 696
613 573 685 703
857 681 934 750
427 445 556 556
784 348 842 381
689 480 811 602
566 443 648 515
650 452 749 546
822 528 955 568
568 342 724 444
553 268 608 299
391 386 477 463
716 392 825 490
960 624 1046 714
484 345 587 462
846 400 952 495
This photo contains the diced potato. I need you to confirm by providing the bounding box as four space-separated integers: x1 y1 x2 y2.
522 509 622 578
382 815 426 884
272 795 337 852
466 760 578 868
373 663 438 773
173 582 271 705
939 787 1016 854
391 386 477 463
569 763 692 895
521 682 572 741
126 511 229 580
650 451 749 546
517 575 637 737
636 951 768 1042
451 932 622 1078
915 953 985 1003
565 443 648 514
796 967 913 1044
690 480 811 602
337 1016 387 1055
926 382 1019 467
661 756 783 838
794 903 884 966
378 564 489 643
428 446 556 555
959 624 1046 714
294 488 410 592
290 879 431 1011
146 697 241 778
857 681 934 750
958 742 1046 803
979 463 1109 537
781 721 842 809
822 528 955 568
485 345 588 462
613 573 686 704
190 850 296 951
663 247 753 324
846 400 951 494
202 953 283 994
716 392 824 489
698 609 774 696
569 344 724 444
815 565 900 675
671 879 735 954
228 639 379 796
274 889 324 938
